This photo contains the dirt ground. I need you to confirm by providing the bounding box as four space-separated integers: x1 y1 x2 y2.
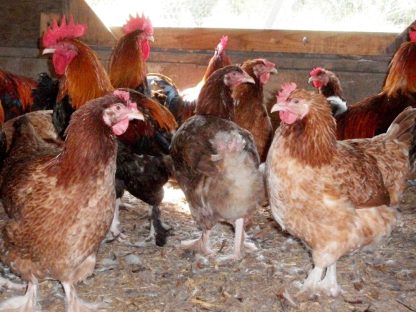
0 183 415 312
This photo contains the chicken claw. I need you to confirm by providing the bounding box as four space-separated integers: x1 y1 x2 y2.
298 264 343 298
63 283 107 312
181 230 215 256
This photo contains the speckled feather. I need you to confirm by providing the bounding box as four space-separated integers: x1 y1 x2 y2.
267 89 414 267
0 94 122 283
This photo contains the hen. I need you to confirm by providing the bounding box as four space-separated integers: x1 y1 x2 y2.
148 35 231 125
171 65 264 260
335 26 416 140
0 90 144 311
232 58 277 161
266 83 416 297
308 67 347 116
108 14 177 245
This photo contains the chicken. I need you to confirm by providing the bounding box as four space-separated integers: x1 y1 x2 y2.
308 67 347 116
108 14 177 245
232 58 277 162
0 70 57 124
42 16 114 138
114 90 176 245
147 35 232 126
266 83 415 297
0 90 144 311
170 65 264 260
109 13 154 96
335 25 416 140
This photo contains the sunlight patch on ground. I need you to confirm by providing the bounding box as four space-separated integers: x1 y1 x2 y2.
163 184 190 214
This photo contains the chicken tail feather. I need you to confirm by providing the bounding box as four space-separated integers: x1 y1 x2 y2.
385 106 416 166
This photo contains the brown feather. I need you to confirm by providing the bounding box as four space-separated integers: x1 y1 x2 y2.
233 59 274 162
280 89 337 167
336 39 416 140
109 30 147 89
59 39 114 109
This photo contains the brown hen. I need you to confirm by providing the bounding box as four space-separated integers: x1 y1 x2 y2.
0 91 144 311
266 83 415 297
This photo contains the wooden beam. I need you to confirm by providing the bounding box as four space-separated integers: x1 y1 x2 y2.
111 27 397 56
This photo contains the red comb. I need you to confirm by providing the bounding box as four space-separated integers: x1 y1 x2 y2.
309 67 324 77
42 16 87 48
276 82 297 103
114 90 137 109
409 26 416 42
122 13 153 36
216 35 228 54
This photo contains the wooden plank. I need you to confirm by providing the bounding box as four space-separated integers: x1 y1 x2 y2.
111 27 397 56
385 19 416 54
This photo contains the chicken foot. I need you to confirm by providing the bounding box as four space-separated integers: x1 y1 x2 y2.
108 198 127 241
134 205 171 247
299 263 342 297
181 229 215 255
63 283 106 312
0 281 38 312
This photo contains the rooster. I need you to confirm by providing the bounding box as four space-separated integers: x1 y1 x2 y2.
0 91 144 311
308 67 347 117
171 65 264 260
0 70 57 124
109 13 154 95
108 14 177 246
335 26 416 140
266 83 415 297
232 58 277 162
41 16 114 138
148 35 232 125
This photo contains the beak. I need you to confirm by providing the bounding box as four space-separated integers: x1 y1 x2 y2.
270 102 286 114
147 35 155 42
270 67 278 75
42 48 56 55
128 108 145 121
308 76 315 84
242 70 255 84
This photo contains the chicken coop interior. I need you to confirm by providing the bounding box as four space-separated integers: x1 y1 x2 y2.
0 0 416 311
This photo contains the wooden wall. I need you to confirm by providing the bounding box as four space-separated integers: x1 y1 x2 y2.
0 0 405 107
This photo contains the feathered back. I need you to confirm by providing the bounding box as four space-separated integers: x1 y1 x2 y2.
58 39 114 109
109 30 147 90
0 69 37 119
125 89 176 132
383 26 416 97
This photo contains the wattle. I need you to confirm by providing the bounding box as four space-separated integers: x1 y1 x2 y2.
141 40 150 61
112 117 130 136
312 80 322 88
279 111 298 125
260 72 270 84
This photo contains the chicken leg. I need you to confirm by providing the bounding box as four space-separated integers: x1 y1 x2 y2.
0 281 38 312
218 217 245 262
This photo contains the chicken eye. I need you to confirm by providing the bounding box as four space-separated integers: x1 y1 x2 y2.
116 104 121 110
294 99 299 104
